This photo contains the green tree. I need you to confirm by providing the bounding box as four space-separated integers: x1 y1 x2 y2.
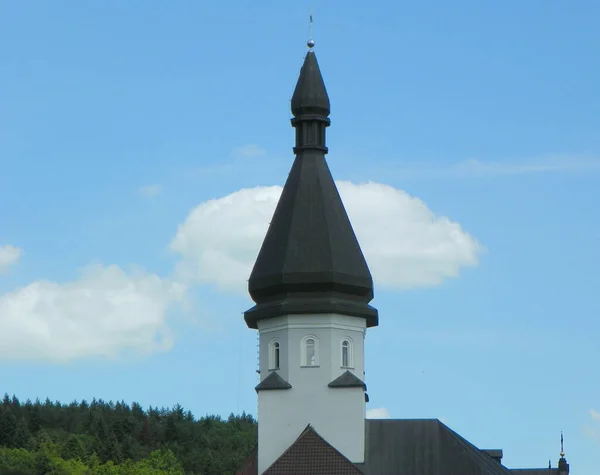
13 417 32 450
0 406 18 447
137 449 185 475
28 404 42 433
62 434 86 460
0 393 258 474
0 447 37 475
101 433 123 464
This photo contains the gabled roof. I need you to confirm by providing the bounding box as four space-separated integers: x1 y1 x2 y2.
255 372 292 392
236 418 523 475
363 419 514 475
262 424 364 475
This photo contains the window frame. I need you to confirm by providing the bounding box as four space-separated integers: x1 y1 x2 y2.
300 335 319 367
341 337 354 369
268 339 280 370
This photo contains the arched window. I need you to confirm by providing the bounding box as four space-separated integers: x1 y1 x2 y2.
341 338 354 368
306 338 316 365
301 336 319 367
269 340 280 370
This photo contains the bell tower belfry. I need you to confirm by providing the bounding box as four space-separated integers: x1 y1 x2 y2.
244 38 378 475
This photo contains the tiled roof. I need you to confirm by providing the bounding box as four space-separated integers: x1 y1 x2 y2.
236 446 258 475
262 424 364 475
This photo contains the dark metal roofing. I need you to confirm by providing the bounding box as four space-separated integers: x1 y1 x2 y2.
255 372 292 392
245 48 377 329
235 418 554 475
263 424 364 475
511 470 557 475
291 51 330 117
363 419 514 475
558 457 569 473
482 449 504 460
328 370 366 389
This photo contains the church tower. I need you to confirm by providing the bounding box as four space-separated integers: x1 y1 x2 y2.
245 40 378 474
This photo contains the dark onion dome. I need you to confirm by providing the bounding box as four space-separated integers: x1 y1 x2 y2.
291 51 331 118
244 47 377 329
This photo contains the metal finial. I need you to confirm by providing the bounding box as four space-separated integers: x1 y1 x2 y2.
559 431 565 458
307 11 314 49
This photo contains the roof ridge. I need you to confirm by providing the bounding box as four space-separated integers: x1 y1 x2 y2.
262 424 363 475
439 421 513 475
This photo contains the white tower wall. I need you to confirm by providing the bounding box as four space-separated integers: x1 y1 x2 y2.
256 313 367 474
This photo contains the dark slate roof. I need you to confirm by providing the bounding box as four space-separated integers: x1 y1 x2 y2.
291 51 331 117
363 419 514 475
328 370 366 389
255 371 292 392
244 147 378 328
263 424 364 475
482 449 504 460
245 49 377 329
236 418 527 475
511 470 557 475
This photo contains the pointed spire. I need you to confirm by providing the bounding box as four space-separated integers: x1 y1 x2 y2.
558 432 569 474
291 51 330 119
291 13 328 120
245 40 377 329
560 431 564 458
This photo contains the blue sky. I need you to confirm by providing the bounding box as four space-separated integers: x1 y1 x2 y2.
1 0 599 472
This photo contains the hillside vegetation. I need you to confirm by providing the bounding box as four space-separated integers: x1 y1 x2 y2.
0 394 257 475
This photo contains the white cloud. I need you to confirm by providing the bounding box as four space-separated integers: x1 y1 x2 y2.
583 425 598 441
584 409 600 443
390 156 600 180
0 264 186 362
366 407 390 419
231 144 266 159
0 245 22 273
170 181 483 292
138 184 163 197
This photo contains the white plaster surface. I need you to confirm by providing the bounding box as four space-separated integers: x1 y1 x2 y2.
256 314 367 474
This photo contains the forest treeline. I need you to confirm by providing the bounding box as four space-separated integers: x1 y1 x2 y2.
0 393 257 475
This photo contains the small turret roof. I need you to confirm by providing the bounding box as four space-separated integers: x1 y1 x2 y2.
291 51 331 117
